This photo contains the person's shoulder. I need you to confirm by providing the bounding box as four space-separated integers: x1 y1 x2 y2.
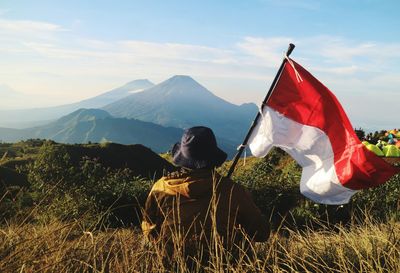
149 178 165 193
150 170 188 194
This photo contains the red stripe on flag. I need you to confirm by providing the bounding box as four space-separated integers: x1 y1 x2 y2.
267 60 399 190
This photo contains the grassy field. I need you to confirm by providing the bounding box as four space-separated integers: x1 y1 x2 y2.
1 140 399 272
0 217 398 272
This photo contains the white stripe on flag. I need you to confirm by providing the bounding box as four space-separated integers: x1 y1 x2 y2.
249 106 357 204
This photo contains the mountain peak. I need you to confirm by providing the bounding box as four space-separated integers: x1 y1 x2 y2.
160 75 204 89
124 79 153 87
170 75 194 80
166 75 198 85
120 79 154 91
144 75 212 98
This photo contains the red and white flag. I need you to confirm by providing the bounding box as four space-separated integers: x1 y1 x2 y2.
248 58 399 204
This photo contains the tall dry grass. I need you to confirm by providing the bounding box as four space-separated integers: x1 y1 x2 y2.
0 217 399 272
1 167 399 272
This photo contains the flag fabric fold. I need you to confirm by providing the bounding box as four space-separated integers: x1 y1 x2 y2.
248 59 399 205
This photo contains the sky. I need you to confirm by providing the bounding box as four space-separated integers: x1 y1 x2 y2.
0 0 399 130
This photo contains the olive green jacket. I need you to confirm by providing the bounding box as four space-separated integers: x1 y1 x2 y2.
141 169 269 246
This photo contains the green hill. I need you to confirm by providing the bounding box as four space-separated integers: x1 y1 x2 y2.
54 142 178 179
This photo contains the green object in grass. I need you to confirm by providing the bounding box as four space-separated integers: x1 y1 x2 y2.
365 144 384 156
382 145 400 157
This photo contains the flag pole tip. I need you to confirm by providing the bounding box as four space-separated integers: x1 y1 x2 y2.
287 43 295 57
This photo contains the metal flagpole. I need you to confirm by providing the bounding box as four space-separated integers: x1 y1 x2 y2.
226 43 296 178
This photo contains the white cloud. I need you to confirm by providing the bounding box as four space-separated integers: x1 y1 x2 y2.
236 36 293 66
0 18 67 48
0 19 399 128
0 18 65 33
238 35 400 76
19 39 237 67
119 40 235 63
309 37 400 67
22 42 105 59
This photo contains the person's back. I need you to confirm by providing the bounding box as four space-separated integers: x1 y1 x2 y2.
141 126 269 267
142 168 269 248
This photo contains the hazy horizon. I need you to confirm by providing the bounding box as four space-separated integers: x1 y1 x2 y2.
1 0 399 130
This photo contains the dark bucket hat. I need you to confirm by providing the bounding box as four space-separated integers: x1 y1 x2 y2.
172 126 227 169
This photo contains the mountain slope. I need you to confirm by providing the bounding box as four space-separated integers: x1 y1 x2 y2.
103 75 257 143
0 79 154 128
72 79 154 109
33 109 183 152
0 108 237 156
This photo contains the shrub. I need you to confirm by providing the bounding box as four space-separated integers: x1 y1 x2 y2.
23 142 153 227
352 169 400 222
223 147 398 229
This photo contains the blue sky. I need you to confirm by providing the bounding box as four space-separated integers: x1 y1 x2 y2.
0 0 399 129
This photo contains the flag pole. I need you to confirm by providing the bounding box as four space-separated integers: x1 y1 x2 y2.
226 43 295 178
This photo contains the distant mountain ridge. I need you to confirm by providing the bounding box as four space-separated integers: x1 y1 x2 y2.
0 76 255 156
0 108 237 156
103 75 257 143
0 79 154 128
0 109 181 153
